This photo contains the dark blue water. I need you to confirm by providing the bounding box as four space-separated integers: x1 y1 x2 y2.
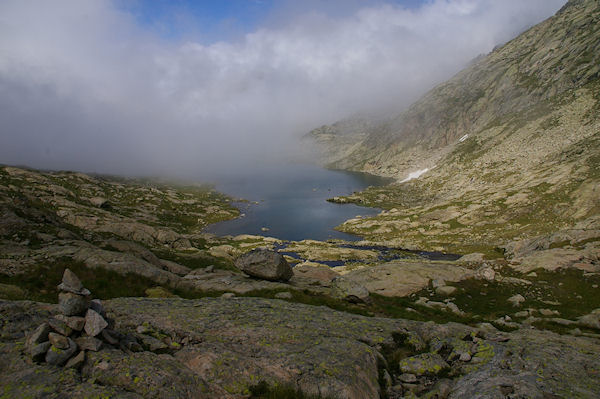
205 163 391 241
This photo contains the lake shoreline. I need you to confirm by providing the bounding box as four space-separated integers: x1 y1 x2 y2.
203 163 391 241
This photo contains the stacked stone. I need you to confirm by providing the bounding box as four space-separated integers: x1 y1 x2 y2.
26 269 111 368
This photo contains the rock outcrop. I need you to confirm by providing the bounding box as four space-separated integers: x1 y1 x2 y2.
234 249 294 282
3 297 600 398
342 261 474 297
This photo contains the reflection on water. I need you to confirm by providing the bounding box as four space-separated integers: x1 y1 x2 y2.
204 163 390 241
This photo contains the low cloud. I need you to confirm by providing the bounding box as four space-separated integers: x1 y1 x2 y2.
0 0 566 177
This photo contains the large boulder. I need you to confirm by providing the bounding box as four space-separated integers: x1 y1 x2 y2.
234 249 293 282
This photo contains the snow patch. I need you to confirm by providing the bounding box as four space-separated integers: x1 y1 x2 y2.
459 134 469 143
400 168 429 183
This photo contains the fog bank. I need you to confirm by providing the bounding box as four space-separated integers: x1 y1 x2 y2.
0 0 566 177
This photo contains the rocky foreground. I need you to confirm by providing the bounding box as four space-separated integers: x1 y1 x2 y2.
2 295 600 399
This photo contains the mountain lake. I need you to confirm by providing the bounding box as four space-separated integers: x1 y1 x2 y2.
204 163 391 241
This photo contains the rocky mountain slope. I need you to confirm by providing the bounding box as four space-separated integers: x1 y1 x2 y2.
312 0 599 176
309 0 600 259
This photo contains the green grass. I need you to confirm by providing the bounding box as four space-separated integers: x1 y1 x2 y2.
0 256 239 303
369 294 472 324
0 258 162 303
237 287 477 325
404 267 600 334
451 137 484 163
239 267 599 335
151 249 238 272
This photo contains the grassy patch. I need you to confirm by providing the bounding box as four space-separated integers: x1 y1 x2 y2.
0 256 237 303
369 294 473 325
404 267 600 332
539 115 561 130
451 137 484 163
0 258 162 303
152 249 237 272
1 166 240 237
0 283 27 300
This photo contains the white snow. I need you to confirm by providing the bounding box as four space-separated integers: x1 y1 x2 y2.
459 134 469 143
399 168 429 183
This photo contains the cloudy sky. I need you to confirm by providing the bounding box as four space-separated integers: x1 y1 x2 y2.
0 0 566 177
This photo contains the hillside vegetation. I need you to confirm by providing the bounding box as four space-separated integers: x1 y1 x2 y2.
310 0 600 258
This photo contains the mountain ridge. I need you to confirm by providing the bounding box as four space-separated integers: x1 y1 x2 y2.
308 0 600 258
310 0 599 178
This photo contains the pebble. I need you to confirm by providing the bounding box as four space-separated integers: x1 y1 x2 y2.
75 336 103 352
97 360 111 371
48 332 70 349
30 342 52 363
136 325 151 334
65 351 86 369
90 299 106 317
507 294 525 307
399 373 417 383
59 268 84 292
45 338 77 366
435 286 457 296
26 323 50 347
101 329 120 345
55 314 85 331
48 317 73 337
84 309 108 337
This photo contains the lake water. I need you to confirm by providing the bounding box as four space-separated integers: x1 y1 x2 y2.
205 163 391 241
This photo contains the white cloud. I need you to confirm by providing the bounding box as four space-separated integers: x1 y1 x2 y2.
0 0 566 176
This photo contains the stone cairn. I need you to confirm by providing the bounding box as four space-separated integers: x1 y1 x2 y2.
25 269 132 368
